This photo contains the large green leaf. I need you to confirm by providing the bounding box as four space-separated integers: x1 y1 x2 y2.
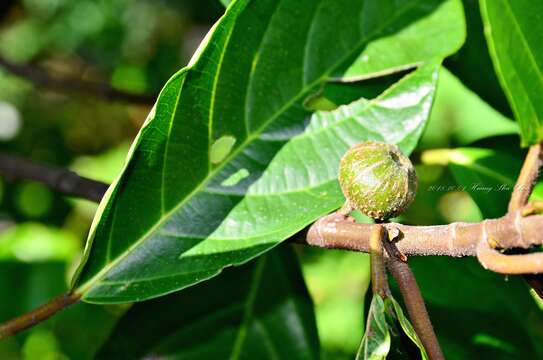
97 247 319 359
480 0 543 146
73 0 440 303
339 0 465 81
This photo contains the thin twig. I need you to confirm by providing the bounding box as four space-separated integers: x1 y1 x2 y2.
507 143 543 297
0 292 80 340
0 152 109 202
385 244 444 360
0 55 156 105
477 239 543 274
509 143 542 212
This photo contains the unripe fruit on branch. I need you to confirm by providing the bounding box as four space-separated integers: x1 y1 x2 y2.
338 141 417 220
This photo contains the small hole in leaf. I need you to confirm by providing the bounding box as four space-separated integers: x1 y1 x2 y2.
210 135 236 164
221 168 250 187
304 95 338 111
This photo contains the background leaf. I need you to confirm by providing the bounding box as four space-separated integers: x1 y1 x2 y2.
0 222 80 262
422 147 522 218
0 262 121 359
444 0 511 118
339 0 465 81
421 68 517 149
97 247 319 360
404 256 543 359
73 0 441 303
480 0 543 146
301 249 370 359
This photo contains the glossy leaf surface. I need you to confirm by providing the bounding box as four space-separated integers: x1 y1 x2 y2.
480 0 543 146
97 247 319 359
73 0 440 303
339 0 465 81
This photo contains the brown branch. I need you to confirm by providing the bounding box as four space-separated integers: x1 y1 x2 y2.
0 55 156 105
477 239 543 274
385 249 444 360
0 292 80 340
304 212 543 258
0 152 109 202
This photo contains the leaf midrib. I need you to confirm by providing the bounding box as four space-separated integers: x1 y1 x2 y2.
229 255 266 360
75 0 421 295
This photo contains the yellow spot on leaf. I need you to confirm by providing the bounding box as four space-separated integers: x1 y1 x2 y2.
210 135 236 164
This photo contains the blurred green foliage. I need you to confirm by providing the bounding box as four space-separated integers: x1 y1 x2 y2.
0 0 222 358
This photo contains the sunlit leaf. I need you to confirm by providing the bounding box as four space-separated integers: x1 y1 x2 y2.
338 0 465 81
72 0 440 303
480 0 543 146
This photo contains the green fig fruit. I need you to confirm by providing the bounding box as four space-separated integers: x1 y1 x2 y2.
339 141 417 220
